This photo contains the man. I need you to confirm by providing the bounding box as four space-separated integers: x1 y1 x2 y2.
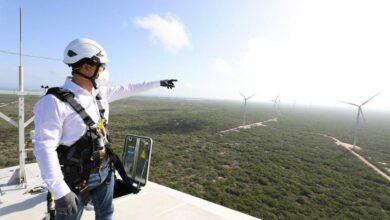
33 38 177 220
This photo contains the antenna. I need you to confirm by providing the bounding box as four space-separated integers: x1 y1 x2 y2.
18 7 26 185
0 8 44 186
240 92 255 125
339 93 379 150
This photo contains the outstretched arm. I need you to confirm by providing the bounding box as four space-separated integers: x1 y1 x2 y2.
103 79 177 103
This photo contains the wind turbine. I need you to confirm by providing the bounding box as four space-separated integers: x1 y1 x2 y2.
270 95 280 116
340 93 379 150
240 92 255 125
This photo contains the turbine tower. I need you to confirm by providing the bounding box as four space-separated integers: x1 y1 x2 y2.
340 93 379 150
240 92 255 125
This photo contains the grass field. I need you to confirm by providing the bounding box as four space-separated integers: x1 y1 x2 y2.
0 95 389 219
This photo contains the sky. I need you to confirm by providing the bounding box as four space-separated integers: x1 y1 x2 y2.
1 0 390 110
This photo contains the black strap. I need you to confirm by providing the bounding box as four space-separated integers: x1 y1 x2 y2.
95 93 106 119
46 87 95 127
105 146 140 193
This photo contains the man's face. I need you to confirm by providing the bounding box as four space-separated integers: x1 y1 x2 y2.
81 63 106 78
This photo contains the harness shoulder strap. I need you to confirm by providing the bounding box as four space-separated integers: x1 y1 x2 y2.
46 87 95 127
95 93 106 120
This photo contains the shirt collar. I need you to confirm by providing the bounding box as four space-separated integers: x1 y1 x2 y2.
62 77 98 96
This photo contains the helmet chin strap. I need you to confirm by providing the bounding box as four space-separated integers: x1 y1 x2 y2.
72 63 102 89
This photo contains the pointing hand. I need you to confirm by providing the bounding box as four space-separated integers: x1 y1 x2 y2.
160 79 178 89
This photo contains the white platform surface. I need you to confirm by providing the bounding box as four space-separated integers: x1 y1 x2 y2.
0 163 259 220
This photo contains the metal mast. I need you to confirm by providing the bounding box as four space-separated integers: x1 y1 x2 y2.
18 7 26 184
0 8 45 186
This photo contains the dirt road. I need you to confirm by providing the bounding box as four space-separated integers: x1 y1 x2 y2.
220 118 277 133
319 134 390 182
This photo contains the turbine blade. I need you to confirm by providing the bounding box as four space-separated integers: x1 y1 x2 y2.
361 93 379 106
339 100 359 107
247 94 256 100
239 92 245 98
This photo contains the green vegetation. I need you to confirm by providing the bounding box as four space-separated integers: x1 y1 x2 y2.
0 95 389 219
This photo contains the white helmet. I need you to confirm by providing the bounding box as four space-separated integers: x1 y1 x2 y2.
63 38 109 65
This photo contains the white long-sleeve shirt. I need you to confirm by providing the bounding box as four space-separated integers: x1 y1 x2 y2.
33 77 160 199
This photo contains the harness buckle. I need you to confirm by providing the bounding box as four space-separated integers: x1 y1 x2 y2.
97 119 107 134
74 180 88 192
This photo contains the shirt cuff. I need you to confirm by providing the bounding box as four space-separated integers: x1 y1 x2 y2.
51 179 71 199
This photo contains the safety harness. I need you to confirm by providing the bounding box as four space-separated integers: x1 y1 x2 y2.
45 87 140 219
46 87 110 195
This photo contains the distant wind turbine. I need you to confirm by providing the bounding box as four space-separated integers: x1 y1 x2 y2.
340 93 379 150
240 92 255 125
270 95 280 115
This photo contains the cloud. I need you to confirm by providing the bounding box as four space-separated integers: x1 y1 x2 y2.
133 14 191 53
211 58 233 75
212 0 390 108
